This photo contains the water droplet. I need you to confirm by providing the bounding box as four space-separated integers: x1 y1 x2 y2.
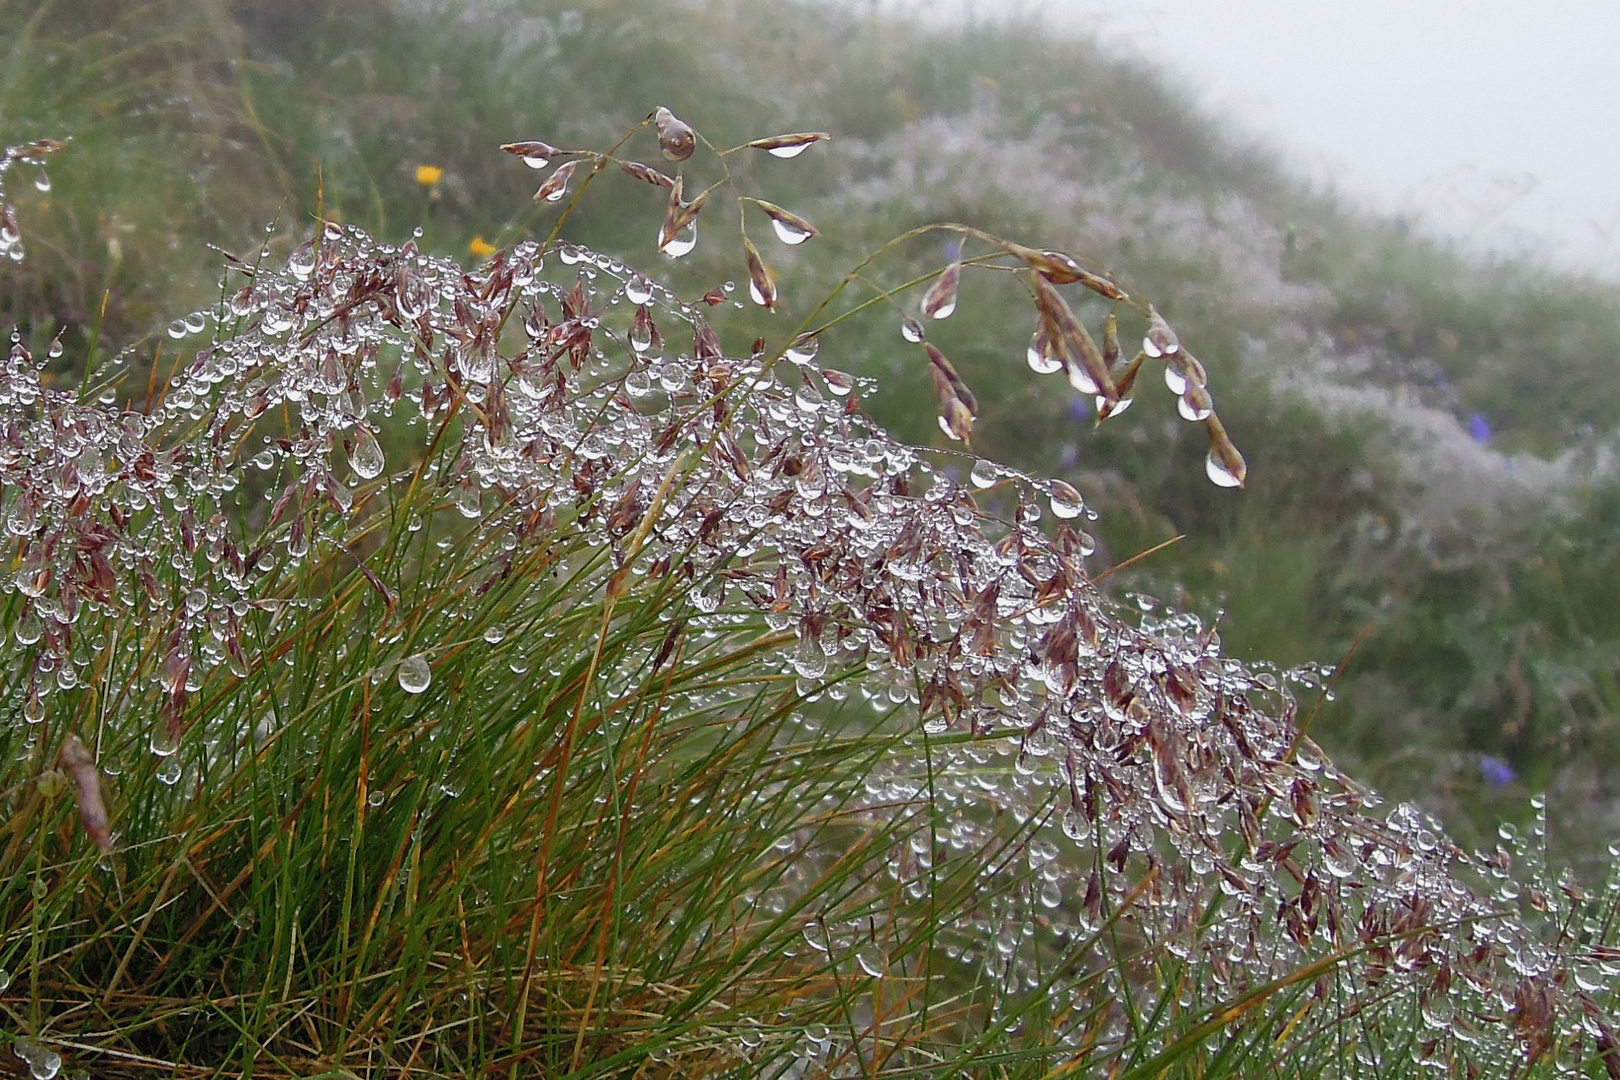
349 428 385 480
288 239 317 280
785 334 820 365
1177 392 1213 423
624 276 654 305
855 943 886 977
900 317 925 343
1026 333 1062 375
33 171 51 193
167 320 189 339
659 221 697 259
1048 480 1083 519
12 1037 61 1080
970 460 999 489
768 144 811 159
1205 450 1244 488
398 653 432 693
770 217 814 245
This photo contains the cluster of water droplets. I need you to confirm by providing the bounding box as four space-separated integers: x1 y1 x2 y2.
0 187 1614 1071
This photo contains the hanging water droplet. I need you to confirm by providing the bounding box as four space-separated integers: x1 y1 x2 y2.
769 216 814 245
624 276 654 305
1205 450 1244 488
970 460 999 489
167 319 189 339
34 170 51 193
398 653 432 693
821 368 854 395
157 757 183 786
900 317 925 343
1164 364 1187 395
1048 480 1084 519
785 334 819 365
659 220 697 258
184 311 208 335
1177 389 1213 423
855 943 886 977
1027 333 1062 375
288 239 317 280
349 427 385 480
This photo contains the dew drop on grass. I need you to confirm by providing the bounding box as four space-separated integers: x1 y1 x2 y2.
900 317 925 343
167 320 188 340
11 1037 60 1080
0 968 10 991
157 757 183 786
856 943 886 977
768 144 811 159
659 221 697 259
784 334 819 365
349 428 385 480
33 170 50 193
398 653 432 693
150 729 180 757
769 216 814 245
624 276 654 305
1048 481 1083 519
1205 450 1244 488
1164 364 1187 395
969 460 999 489
1026 334 1061 375
1177 393 1213 423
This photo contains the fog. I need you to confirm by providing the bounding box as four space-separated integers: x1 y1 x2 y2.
862 0 1620 280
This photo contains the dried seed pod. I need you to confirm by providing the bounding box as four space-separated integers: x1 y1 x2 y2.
1029 272 1117 405
618 159 675 188
657 176 709 255
1002 242 1129 300
532 160 580 204
1144 305 1181 357
60 735 112 854
744 131 832 158
654 106 696 161
1204 413 1247 488
1102 312 1120 368
922 251 961 320
501 140 566 168
742 237 778 310
748 199 816 245
925 343 978 442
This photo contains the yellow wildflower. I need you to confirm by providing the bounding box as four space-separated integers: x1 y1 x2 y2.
415 165 444 186
469 236 497 258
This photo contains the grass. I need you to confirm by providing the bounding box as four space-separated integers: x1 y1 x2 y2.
3 0 1620 1072
0 99 1617 1078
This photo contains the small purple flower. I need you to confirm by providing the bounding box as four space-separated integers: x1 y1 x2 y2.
1479 754 1516 790
1468 413 1492 446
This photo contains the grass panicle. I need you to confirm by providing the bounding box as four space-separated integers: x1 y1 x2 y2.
0 110 1616 1080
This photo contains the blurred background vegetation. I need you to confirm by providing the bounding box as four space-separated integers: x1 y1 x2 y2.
4 0 1618 866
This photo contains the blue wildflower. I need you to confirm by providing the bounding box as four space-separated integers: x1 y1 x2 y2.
1479 754 1516 789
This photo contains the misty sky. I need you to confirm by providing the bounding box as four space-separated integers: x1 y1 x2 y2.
877 0 1620 280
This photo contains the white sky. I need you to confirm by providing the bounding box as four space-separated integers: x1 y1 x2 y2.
876 0 1620 279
